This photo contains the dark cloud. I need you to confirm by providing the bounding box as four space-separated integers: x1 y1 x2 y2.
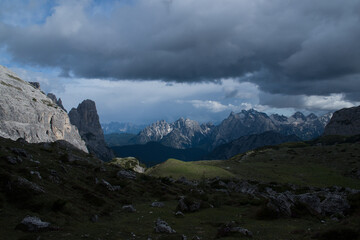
0 0 360 100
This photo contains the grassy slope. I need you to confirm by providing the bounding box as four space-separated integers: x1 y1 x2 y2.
149 142 360 189
1 137 360 240
146 158 235 179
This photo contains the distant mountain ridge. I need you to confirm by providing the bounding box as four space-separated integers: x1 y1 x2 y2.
101 122 146 134
132 109 331 150
206 131 301 160
133 118 214 149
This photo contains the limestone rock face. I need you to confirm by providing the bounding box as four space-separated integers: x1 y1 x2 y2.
323 105 360 136
69 100 114 161
0 65 88 152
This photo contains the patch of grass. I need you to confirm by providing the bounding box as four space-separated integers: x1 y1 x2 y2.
146 159 235 180
1 81 22 91
6 73 23 82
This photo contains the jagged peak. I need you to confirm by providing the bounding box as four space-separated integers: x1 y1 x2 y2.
292 111 306 119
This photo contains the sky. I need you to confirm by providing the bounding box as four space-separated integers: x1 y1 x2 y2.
0 0 359 124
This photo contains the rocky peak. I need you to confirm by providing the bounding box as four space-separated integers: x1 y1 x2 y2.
29 82 40 89
292 112 306 121
270 114 288 123
69 100 114 161
0 65 87 152
47 93 66 112
323 105 360 136
306 113 318 120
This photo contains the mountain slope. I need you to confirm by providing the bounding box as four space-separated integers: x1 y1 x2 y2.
0 65 87 152
324 105 360 136
206 131 301 160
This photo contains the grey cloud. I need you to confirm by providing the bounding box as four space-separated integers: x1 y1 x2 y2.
0 0 360 101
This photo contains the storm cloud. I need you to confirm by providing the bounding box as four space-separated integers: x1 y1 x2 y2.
1 0 360 101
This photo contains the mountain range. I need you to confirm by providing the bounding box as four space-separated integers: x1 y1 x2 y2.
131 109 332 151
101 122 146 134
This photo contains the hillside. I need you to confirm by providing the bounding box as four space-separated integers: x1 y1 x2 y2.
146 158 235 179
1 136 360 240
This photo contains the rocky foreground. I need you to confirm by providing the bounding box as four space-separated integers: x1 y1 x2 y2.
0 136 359 240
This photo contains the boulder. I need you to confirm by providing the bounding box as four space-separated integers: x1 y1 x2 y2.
122 205 136 213
16 216 53 232
154 218 176 234
151 202 165 208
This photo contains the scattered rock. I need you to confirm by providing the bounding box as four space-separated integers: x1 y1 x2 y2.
177 197 189 212
151 202 165 208
217 222 252 238
11 147 31 158
175 211 184 217
10 177 45 194
154 218 176 234
90 215 99 223
177 177 198 186
16 216 54 232
4 155 22 164
100 179 121 191
122 205 136 213
117 170 137 180
30 171 42 179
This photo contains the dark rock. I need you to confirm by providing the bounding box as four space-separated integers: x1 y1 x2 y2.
4 155 22 164
122 205 136 213
117 169 137 179
90 215 98 223
154 218 176 233
177 177 198 186
16 216 54 232
320 193 350 215
10 177 45 194
151 202 165 208
47 93 67 112
100 179 121 191
177 197 189 212
29 82 40 89
69 99 114 161
11 147 30 158
175 211 184 217
30 171 42 179
295 193 322 215
324 105 360 136
217 222 252 238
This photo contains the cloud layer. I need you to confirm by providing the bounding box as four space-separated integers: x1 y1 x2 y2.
0 0 359 101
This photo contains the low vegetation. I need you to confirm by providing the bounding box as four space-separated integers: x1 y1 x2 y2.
1 136 359 239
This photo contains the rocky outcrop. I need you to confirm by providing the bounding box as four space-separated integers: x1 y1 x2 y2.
206 131 301 160
0 65 88 152
47 93 66 112
69 100 114 161
323 105 360 136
